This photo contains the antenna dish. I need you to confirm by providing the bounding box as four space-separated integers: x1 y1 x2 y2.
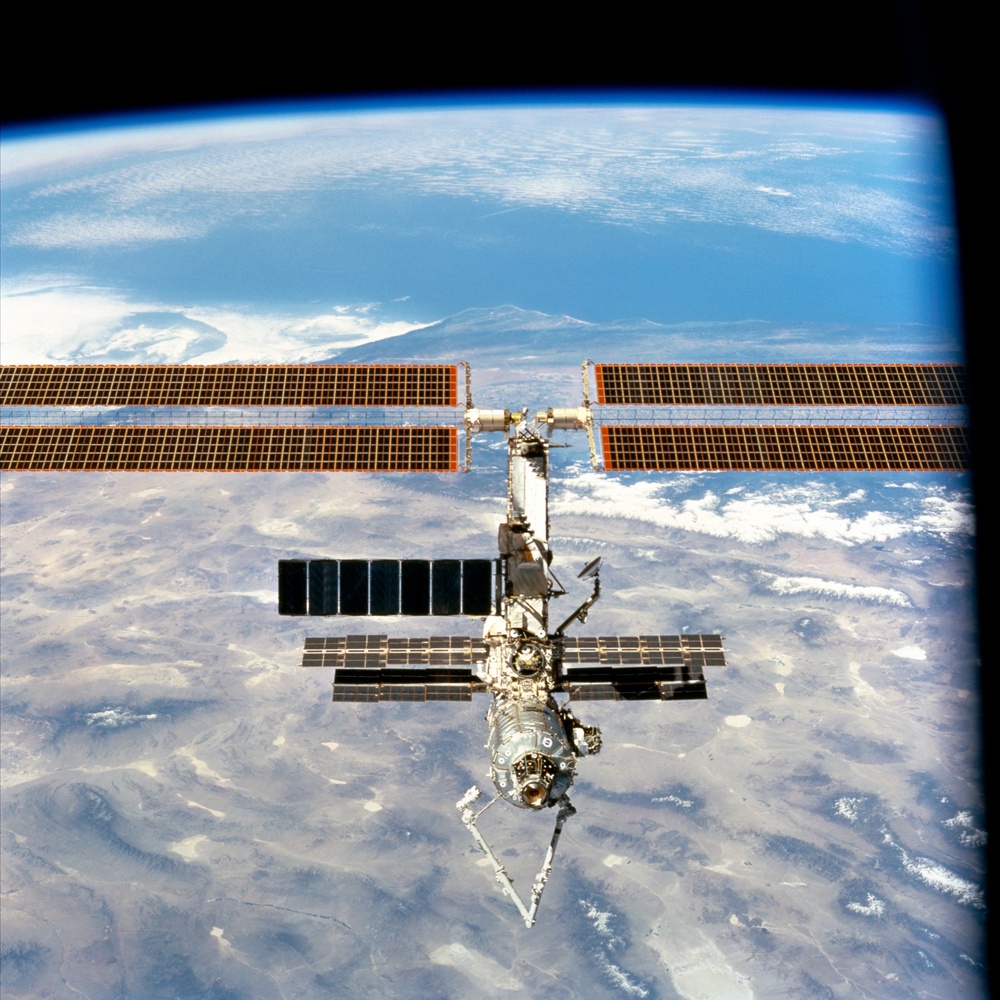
578 557 602 580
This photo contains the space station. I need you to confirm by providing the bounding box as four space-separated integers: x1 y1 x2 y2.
0 360 969 926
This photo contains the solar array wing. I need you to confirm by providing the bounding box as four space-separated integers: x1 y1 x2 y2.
1 364 458 407
0 426 459 472
556 635 721 701
560 665 708 701
301 635 486 701
600 425 969 472
301 635 486 669
592 363 969 473
280 560 496 616
559 634 726 667
593 363 966 407
1 364 465 473
330 667 487 702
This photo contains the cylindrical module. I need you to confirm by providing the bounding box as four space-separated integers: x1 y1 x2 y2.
539 407 589 430
487 698 575 808
465 408 511 433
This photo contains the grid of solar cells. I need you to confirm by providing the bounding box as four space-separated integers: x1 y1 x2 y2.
432 560 461 615
461 560 494 616
388 636 486 666
0 364 458 407
302 634 385 669
278 561 308 615
301 635 484 669
594 364 966 407
339 560 369 615
327 655 487 701
279 559 493 616
333 663 485 701
401 560 431 615
331 677 481 703
601 425 969 471
330 685 381 703
308 560 339 615
370 561 400 616
559 634 725 668
0 426 458 472
563 664 702 683
565 677 708 701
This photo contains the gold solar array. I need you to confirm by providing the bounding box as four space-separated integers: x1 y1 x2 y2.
302 635 484 669
0 426 458 472
601 425 969 472
593 364 966 407
0 364 458 408
330 679 483 703
559 634 725 667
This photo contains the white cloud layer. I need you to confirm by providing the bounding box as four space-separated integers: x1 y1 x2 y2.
891 644 927 660
882 832 984 908
846 893 886 917
762 572 912 607
11 213 209 250
3 105 951 257
553 472 973 547
943 811 987 848
0 278 431 364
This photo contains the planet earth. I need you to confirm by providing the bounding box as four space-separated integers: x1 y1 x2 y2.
0 100 983 999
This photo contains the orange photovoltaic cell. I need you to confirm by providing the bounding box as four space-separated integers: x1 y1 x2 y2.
0 364 459 408
593 364 966 407
0 426 458 472
601 425 969 472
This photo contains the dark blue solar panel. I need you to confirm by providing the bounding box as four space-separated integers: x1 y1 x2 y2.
286 556 494 616
278 560 307 615
432 560 461 615
461 560 493 615
307 560 338 615
339 560 369 615
401 560 430 615
370 560 400 615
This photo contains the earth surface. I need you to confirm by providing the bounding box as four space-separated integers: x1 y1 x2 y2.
0 101 983 999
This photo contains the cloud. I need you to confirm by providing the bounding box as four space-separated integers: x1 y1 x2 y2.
904 857 983 907
0 277 433 364
762 572 912 607
835 796 865 822
3 106 951 256
891 644 927 660
845 893 886 917
913 495 975 537
0 278 154 361
84 707 158 728
882 832 985 908
942 811 987 848
9 213 208 250
552 472 973 547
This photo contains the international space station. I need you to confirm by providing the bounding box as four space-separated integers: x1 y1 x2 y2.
0 360 968 926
